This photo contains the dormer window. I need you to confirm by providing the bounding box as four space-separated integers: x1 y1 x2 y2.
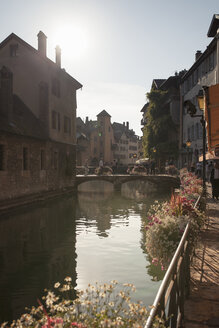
10 44 18 57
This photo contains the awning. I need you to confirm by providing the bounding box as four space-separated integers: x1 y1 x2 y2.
135 158 149 164
199 151 219 162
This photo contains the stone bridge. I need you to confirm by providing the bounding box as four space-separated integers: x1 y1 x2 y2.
75 174 180 192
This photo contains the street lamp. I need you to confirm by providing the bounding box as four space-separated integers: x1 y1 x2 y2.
184 88 207 192
186 139 191 169
186 139 191 148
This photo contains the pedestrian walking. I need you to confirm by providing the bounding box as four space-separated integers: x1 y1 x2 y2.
196 162 202 178
210 161 219 200
206 161 214 182
84 159 89 176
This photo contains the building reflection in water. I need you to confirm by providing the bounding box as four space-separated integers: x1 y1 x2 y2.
0 196 77 323
0 180 171 323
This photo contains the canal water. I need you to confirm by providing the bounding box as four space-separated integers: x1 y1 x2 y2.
0 180 170 323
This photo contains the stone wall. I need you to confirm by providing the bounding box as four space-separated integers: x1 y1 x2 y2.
0 132 76 201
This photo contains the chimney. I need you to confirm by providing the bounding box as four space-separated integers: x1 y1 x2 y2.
55 45 61 67
126 121 129 130
85 116 89 124
0 66 13 122
37 31 47 57
123 122 125 126
195 50 202 61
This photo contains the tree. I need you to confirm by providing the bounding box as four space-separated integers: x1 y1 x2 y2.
142 88 178 166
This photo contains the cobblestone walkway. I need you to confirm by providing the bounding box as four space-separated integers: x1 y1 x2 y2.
184 186 219 327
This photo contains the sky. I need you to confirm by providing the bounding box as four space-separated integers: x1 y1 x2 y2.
0 0 218 136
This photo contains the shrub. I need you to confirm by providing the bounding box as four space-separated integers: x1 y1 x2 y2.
145 169 205 269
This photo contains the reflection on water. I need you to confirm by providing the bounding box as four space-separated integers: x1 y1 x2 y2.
0 181 169 323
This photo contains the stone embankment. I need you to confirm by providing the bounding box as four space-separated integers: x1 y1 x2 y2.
184 184 219 327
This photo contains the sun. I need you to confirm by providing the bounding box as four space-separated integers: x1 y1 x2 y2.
51 24 89 60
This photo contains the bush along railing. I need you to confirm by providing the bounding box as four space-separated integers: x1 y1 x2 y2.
144 169 205 328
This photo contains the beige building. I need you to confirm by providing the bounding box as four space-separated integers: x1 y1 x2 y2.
76 115 140 168
96 110 115 164
0 31 82 145
0 31 82 203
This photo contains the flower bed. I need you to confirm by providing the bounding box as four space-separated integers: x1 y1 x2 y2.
145 168 205 270
2 280 165 328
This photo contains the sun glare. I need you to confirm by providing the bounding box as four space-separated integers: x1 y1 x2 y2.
51 24 89 60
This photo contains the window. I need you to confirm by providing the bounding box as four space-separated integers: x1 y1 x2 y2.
23 147 28 170
129 146 137 151
191 125 194 141
40 149 45 170
58 113 61 131
10 44 18 57
52 78 60 97
0 145 5 170
64 116 71 135
52 111 57 129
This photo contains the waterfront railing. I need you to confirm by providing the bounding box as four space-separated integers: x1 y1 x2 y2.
144 195 202 328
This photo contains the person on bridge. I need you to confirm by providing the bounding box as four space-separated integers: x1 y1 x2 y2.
151 161 155 175
99 159 103 167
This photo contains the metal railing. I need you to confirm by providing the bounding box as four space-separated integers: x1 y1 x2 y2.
145 195 202 328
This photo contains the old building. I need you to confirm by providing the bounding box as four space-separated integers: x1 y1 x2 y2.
141 75 182 167
76 114 140 168
112 122 139 165
76 110 115 166
179 14 219 167
0 32 82 205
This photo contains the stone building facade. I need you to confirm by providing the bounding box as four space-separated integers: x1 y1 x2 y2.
76 114 140 167
179 14 219 167
0 32 82 205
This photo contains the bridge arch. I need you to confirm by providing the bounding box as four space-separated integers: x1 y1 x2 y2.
75 175 180 192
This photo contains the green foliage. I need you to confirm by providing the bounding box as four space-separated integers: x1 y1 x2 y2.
142 89 178 161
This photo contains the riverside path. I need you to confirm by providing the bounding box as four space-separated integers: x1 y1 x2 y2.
184 184 219 327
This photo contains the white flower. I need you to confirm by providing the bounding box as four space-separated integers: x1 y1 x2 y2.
64 276 72 282
54 282 60 288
